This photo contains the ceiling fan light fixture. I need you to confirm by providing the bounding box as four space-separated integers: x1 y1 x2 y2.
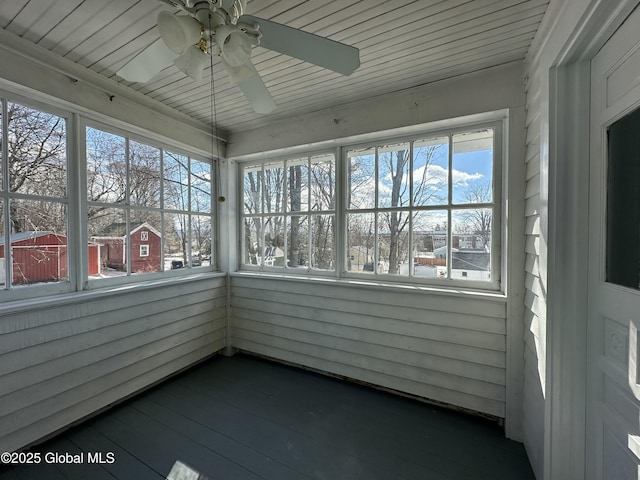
174 45 209 81
215 25 252 67
157 11 202 54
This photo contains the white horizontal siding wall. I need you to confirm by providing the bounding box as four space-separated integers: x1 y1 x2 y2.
231 274 507 417
0 275 226 453
521 62 546 480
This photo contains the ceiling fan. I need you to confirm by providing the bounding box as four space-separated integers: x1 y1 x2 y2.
117 0 361 114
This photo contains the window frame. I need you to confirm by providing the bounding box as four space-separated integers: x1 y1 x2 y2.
81 118 217 289
0 86 218 304
239 149 338 276
341 121 502 290
237 119 503 291
0 93 76 301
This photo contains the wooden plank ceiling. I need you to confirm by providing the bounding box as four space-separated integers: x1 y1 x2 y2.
0 0 549 137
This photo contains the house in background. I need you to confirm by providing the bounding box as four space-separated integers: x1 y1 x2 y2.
348 245 373 271
0 232 67 285
1 1 639 479
91 223 162 274
0 232 100 284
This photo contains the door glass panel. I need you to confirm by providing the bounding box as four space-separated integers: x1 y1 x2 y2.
606 106 640 289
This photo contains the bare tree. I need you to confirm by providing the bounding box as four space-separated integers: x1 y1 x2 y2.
310 160 335 269
6 103 66 233
383 149 409 274
243 165 285 264
162 153 212 265
163 152 189 263
243 158 336 269
379 144 446 274
263 165 285 252
129 141 161 208
460 182 492 249
86 128 126 207
288 165 303 267
243 168 261 264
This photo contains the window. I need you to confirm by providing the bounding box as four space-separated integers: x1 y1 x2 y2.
239 122 501 288
606 105 640 289
347 126 499 285
241 153 336 271
0 93 216 302
86 125 214 281
0 99 69 291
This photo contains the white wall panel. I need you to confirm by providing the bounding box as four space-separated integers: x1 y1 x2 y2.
230 274 507 418
521 61 546 480
0 275 226 453
227 62 525 158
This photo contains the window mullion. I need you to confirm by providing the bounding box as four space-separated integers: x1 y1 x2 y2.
374 146 379 275
493 121 503 287
284 159 289 269
409 140 414 277
336 146 345 277
307 156 312 271
1 98 9 289
70 113 86 292
187 156 192 267
447 134 453 280
160 150 165 271
125 137 132 276
260 164 266 270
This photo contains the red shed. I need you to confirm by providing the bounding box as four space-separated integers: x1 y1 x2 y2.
0 232 100 285
91 222 162 274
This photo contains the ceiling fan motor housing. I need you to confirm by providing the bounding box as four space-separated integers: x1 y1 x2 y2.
183 0 246 25
218 0 247 22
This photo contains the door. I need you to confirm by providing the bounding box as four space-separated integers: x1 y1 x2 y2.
588 5 640 479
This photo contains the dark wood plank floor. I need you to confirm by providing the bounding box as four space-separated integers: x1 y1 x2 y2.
1 354 534 479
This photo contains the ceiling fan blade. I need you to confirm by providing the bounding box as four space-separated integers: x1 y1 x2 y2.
222 59 276 114
239 14 360 76
117 38 176 83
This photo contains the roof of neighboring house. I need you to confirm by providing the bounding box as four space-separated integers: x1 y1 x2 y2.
433 246 458 254
92 222 161 238
130 222 161 237
413 230 448 236
452 251 491 271
0 231 63 244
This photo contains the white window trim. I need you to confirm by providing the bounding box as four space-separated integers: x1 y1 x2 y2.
237 115 504 292
140 244 149 257
82 118 217 290
0 87 217 303
239 149 338 276
0 93 76 301
341 120 502 291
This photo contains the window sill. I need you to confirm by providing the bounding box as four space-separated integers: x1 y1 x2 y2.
230 271 506 303
0 272 226 317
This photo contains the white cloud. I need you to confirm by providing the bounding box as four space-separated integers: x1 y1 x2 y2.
351 164 484 208
452 168 483 185
411 164 483 186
